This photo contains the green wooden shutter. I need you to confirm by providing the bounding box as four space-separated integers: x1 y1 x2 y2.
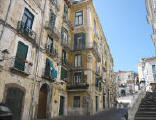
82 33 86 49
74 34 78 50
61 67 64 80
14 41 28 71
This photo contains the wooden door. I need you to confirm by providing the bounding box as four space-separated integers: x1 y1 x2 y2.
37 84 48 119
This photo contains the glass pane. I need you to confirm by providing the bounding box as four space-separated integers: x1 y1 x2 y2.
79 16 82 25
75 17 78 25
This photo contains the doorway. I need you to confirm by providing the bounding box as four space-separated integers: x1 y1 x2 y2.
59 96 65 116
37 84 48 119
5 87 24 120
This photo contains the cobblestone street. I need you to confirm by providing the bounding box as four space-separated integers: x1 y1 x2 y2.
52 108 127 120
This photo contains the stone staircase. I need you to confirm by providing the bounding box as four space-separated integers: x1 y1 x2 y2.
134 92 156 120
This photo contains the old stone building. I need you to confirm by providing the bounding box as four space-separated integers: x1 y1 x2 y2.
115 71 138 97
0 0 116 119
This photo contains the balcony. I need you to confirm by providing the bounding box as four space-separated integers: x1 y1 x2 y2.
63 16 73 29
61 41 71 50
50 0 60 11
61 59 73 69
67 82 89 91
102 65 107 72
45 21 61 39
17 21 37 44
45 45 58 58
9 57 32 76
42 68 56 82
87 43 101 62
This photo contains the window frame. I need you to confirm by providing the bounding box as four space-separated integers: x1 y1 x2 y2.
74 10 83 26
73 96 81 108
73 72 82 83
22 8 34 30
46 35 53 52
74 54 82 67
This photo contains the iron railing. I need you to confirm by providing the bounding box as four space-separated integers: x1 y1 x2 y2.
45 21 61 39
17 21 37 42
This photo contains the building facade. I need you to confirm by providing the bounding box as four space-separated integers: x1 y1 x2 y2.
115 71 138 97
146 0 156 52
0 0 116 119
138 57 156 91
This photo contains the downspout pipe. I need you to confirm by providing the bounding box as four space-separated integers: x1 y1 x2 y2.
0 0 13 43
29 0 47 119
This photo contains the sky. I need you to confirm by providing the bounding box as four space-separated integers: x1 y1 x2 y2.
93 0 155 72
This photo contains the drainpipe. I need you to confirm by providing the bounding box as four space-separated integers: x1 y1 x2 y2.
0 0 13 43
29 0 47 119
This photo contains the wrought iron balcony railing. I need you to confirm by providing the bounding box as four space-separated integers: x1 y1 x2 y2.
45 21 61 39
67 82 89 90
17 21 37 43
45 44 58 58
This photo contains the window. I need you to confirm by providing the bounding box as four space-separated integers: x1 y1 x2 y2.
49 10 56 26
153 74 156 80
75 11 83 26
95 62 98 72
53 0 57 4
94 20 97 34
62 50 67 64
95 78 99 87
61 67 68 81
94 41 98 52
22 8 34 30
74 33 86 50
46 36 53 52
63 4 68 21
75 54 82 67
14 41 28 71
45 58 57 79
61 27 68 45
73 96 80 108
73 72 82 83
152 65 156 72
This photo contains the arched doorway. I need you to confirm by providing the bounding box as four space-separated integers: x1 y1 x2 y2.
5 87 24 120
37 84 48 119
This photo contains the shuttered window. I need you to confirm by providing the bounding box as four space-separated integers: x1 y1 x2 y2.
61 67 68 81
14 41 28 71
50 10 56 26
74 33 86 50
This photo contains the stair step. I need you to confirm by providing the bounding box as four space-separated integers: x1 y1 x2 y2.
134 117 156 120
